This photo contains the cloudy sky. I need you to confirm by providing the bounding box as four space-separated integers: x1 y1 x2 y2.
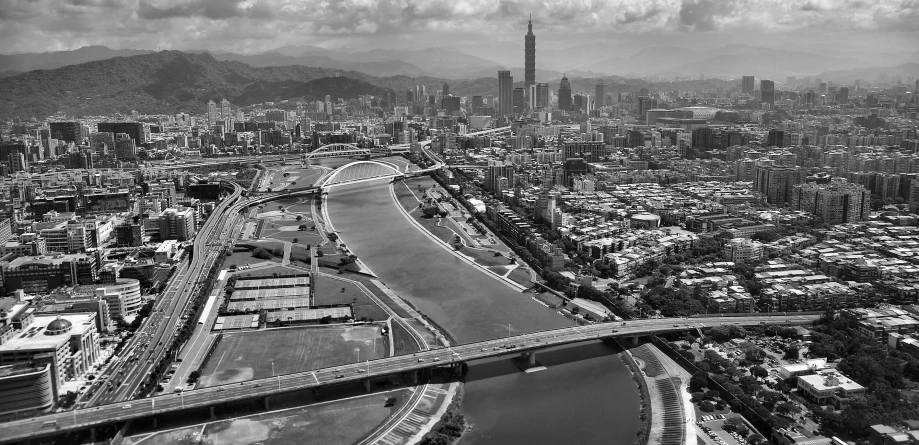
0 0 916 61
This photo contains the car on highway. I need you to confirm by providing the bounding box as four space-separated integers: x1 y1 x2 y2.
417 358 425 362
433 358 440 362
122 404 131 410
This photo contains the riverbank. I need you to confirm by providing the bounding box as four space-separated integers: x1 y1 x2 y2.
619 343 652 445
390 179 527 292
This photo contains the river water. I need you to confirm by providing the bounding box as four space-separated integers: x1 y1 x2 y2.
327 179 641 445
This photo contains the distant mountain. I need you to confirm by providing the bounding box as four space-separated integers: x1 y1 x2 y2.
583 44 858 80
0 46 154 72
813 62 919 86
206 52 429 78
0 50 741 120
331 47 504 80
0 51 398 119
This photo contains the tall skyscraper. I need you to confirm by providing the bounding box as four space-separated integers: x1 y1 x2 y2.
498 70 514 116
442 83 449 97
741 76 755 95
513 87 526 114
536 83 549 108
595 82 606 108
558 75 572 111
761 80 775 105
524 14 535 92
207 100 217 126
220 98 230 120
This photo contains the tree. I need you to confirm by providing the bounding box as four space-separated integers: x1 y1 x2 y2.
750 365 769 380
292 238 299 244
723 418 749 437
298 224 308 231
783 345 800 360
328 233 339 242
252 247 272 259
272 247 284 257
690 370 709 392
296 215 303 221
775 401 801 416
700 401 716 412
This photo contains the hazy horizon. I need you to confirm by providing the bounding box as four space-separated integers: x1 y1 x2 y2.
1 1 915 69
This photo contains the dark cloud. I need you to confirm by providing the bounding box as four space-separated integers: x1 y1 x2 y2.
618 7 663 25
679 0 722 31
137 0 272 20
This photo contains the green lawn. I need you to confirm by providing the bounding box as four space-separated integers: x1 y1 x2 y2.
314 274 388 321
203 389 409 445
508 267 536 287
199 326 386 387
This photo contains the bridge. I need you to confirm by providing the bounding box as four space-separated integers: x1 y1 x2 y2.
315 160 406 188
303 143 371 160
463 126 512 137
0 313 819 443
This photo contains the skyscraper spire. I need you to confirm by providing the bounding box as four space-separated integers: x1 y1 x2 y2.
524 13 536 96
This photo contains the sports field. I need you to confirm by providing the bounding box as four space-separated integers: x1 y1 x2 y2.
314 274 388 321
199 326 386 387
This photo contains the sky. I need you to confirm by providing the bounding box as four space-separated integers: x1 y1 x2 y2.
0 0 917 62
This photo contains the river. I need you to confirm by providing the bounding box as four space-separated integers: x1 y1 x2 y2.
327 179 641 445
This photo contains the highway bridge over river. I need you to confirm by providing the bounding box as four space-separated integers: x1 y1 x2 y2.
0 313 819 444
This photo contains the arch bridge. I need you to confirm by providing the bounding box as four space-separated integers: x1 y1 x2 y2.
316 160 405 188
303 143 371 160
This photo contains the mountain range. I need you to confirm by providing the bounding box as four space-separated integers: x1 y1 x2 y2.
0 50 740 120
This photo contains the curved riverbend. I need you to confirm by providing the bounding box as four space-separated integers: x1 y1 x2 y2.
326 179 642 445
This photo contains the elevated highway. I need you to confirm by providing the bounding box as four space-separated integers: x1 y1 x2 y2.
84 182 244 407
0 313 818 443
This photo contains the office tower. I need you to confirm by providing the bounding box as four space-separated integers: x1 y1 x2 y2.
207 100 217 125
760 80 775 105
97 122 145 144
114 133 137 159
595 82 606 108
485 159 515 192
536 83 549 108
741 76 755 95
837 87 849 104
767 129 785 147
791 178 869 225
49 122 82 143
915 79 919 93
442 96 461 115
558 75 572 111
524 14 535 92
442 83 449 97
498 71 514 116
472 95 484 113
220 98 230 120
819 82 827 94
528 84 537 109
513 87 526 113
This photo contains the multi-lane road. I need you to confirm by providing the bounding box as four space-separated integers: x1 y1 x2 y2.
82 182 244 407
0 313 819 444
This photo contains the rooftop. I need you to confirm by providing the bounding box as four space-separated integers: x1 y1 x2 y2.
0 313 95 352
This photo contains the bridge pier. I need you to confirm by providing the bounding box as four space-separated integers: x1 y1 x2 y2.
363 378 371 393
210 406 216 420
262 396 270 410
630 336 640 346
90 426 97 442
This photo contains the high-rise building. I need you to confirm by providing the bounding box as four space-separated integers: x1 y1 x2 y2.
513 88 526 113
220 98 230 120
97 122 145 144
207 100 217 126
558 75 572 111
753 163 805 205
837 87 849 104
761 80 775 105
49 122 82 143
498 71 514 116
595 82 606 108
442 83 449 97
741 76 755 95
536 83 549 108
792 178 869 225
819 82 827 94
524 14 535 92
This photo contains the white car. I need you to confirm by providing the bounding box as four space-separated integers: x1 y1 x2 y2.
121 404 132 410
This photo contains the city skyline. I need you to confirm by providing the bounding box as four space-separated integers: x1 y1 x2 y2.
1 0 916 74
